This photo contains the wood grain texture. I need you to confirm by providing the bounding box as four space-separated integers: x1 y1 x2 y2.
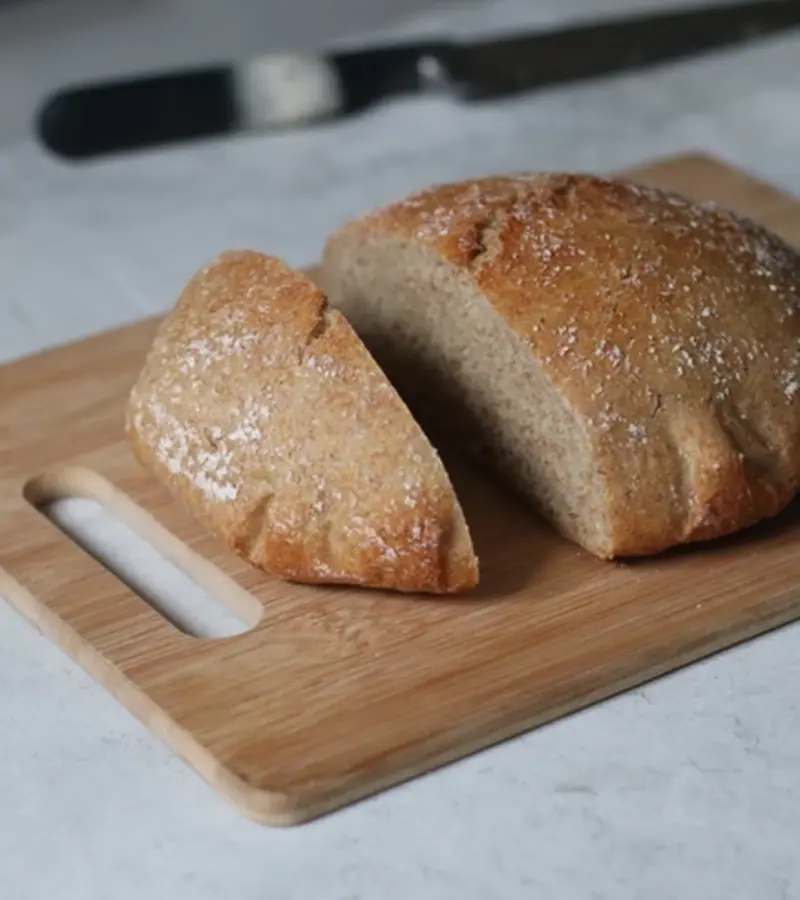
1 153 799 826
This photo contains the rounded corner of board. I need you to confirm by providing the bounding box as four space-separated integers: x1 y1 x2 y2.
214 768 335 827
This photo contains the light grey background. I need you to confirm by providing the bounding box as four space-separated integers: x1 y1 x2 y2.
1 2 800 899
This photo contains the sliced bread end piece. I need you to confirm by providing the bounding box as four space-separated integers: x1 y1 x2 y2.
126 250 478 594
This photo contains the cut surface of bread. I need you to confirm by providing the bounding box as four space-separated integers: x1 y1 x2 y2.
322 174 800 558
126 251 478 593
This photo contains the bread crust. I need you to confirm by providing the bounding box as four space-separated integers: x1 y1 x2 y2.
324 174 800 556
126 251 478 593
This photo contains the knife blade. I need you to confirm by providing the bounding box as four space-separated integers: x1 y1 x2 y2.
36 0 800 160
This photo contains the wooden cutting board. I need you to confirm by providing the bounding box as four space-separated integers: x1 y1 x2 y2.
2 153 799 826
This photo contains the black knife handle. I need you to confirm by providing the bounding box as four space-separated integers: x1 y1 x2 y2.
333 41 453 112
38 68 237 159
37 42 453 160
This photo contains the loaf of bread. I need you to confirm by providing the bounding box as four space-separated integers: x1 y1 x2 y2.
126 251 478 593
323 174 800 558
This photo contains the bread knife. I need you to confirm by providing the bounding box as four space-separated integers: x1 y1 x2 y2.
37 0 800 160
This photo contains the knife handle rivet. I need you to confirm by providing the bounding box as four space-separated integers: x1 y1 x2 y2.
417 54 448 88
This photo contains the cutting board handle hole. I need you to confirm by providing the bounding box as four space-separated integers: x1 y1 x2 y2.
24 468 259 639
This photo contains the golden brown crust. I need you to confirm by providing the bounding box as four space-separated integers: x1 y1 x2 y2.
327 174 800 556
126 251 478 593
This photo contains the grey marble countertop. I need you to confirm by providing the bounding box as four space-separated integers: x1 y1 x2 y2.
1 1 800 898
